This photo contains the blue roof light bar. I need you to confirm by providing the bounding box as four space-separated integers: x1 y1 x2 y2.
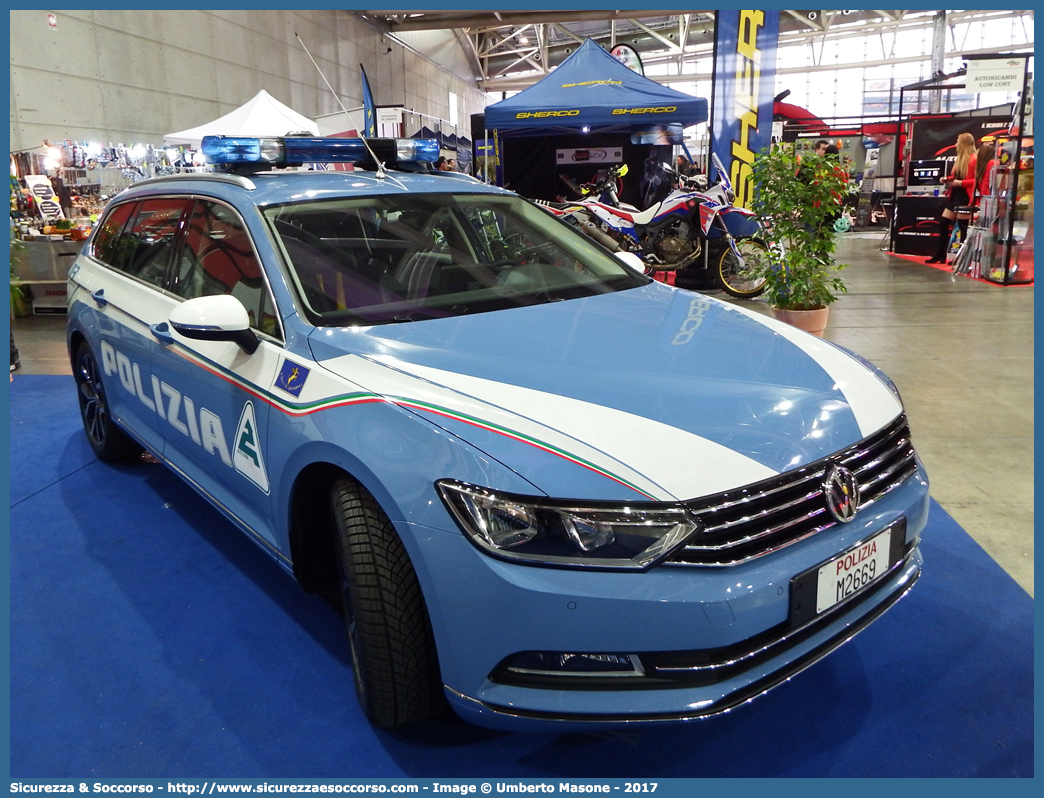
201 136 441 170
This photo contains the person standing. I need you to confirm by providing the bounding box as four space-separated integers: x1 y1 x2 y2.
49 174 74 218
797 140 830 185
927 132 977 263
974 141 996 201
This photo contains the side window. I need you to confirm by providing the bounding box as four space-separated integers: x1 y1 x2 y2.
107 199 191 288
90 201 138 269
174 201 279 338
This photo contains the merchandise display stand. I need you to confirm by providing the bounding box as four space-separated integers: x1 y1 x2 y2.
980 131 1034 284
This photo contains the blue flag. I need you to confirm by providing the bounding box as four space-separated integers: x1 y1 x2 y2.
360 64 376 137
710 10 780 210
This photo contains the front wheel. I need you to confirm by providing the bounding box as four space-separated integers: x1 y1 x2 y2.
73 340 142 462
716 238 769 298
330 476 444 728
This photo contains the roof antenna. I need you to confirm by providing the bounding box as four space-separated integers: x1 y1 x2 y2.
295 32 388 179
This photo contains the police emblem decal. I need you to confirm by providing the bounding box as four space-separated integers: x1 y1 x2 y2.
233 400 270 494
274 359 310 398
824 465 860 523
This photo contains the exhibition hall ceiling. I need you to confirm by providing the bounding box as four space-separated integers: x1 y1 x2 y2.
361 10 912 84
359 9 1028 91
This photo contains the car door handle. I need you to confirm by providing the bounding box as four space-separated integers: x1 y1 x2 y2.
150 322 174 346
90 289 107 308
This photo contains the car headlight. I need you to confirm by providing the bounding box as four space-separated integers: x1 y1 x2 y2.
436 480 701 570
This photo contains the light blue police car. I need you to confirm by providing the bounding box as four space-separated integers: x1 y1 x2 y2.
67 136 928 731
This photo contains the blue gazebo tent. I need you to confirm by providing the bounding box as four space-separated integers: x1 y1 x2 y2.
484 38 708 134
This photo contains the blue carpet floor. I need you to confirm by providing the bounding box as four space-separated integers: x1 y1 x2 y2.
8 375 1034 778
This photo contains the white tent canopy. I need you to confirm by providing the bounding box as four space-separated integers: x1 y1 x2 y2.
163 89 319 148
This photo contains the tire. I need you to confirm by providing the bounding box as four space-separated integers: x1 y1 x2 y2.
330 476 444 728
716 238 769 298
73 340 142 462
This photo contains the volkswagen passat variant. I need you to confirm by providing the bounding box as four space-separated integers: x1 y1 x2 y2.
67 136 929 730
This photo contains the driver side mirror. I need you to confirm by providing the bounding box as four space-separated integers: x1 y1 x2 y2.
168 295 260 355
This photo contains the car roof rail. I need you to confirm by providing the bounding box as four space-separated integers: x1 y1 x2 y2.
125 172 258 191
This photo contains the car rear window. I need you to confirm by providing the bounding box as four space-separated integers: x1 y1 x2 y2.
92 198 192 289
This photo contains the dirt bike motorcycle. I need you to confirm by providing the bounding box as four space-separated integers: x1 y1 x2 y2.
537 154 769 298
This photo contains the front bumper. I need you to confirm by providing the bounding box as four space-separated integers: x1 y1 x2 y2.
406 469 929 731
447 552 920 732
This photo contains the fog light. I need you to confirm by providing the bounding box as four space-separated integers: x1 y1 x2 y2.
504 651 645 678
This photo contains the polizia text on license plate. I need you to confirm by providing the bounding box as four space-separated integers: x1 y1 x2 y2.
815 528 893 614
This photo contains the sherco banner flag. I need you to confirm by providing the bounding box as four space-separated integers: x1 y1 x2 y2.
359 63 377 137
710 10 780 209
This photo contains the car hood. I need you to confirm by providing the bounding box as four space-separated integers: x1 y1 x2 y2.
309 282 901 501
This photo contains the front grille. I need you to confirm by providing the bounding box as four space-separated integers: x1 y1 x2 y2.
668 413 918 567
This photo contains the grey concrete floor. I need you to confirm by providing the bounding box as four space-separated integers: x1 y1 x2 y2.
10 234 1034 595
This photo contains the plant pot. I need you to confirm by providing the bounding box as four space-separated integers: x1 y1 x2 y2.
770 305 830 336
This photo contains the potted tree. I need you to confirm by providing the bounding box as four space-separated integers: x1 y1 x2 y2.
749 144 849 336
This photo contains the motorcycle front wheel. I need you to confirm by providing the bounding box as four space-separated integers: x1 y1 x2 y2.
716 238 769 298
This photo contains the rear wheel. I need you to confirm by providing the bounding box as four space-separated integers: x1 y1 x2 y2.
716 238 769 298
330 476 444 728
73 340 142 462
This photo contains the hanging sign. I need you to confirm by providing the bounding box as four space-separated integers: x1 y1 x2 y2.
611 44 644 76
556 147 623 164
25 175 64 220
376 107 402 126
966 57 1026 94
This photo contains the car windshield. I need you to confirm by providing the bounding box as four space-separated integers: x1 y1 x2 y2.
262 192 648 326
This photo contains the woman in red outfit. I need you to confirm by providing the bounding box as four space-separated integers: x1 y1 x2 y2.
927 132 977 263
975 142 996 200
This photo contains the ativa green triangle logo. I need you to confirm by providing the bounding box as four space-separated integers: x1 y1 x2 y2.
233 401 269 494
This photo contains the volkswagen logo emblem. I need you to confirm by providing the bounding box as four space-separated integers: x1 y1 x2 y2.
824 465 860 523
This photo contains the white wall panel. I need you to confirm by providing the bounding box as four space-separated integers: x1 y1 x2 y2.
156 10 215 59
211 23 260 74
213 63 261 109
8 9 489 152
209 9 255 30
162 49 220 108
52 10 93 23
9 11 101 81
94 26 170 93
100 83 173 139
247 10 292 45
288 82 323 126
334 51 361 107
11 69 107 131
91 9 162 41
